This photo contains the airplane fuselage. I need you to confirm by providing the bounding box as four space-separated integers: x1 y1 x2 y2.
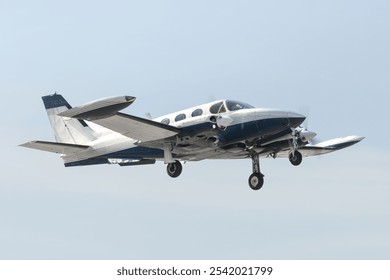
63 100 305 166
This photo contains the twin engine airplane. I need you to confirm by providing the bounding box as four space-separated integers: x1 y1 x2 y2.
21 94 364 190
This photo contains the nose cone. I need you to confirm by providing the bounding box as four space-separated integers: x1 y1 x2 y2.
288 112 306 128
252 108 306 136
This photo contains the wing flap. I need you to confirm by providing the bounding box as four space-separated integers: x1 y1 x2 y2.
20 141 90 154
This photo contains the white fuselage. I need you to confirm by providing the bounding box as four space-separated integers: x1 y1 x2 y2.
62 99 305 164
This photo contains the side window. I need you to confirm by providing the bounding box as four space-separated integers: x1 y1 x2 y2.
175 113 186 122
161 118 170 125
209 101 226 114
191 108 203 117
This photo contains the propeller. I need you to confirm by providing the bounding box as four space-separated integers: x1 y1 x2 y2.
289 126 318 155
297 106 320 145
299 128 317 143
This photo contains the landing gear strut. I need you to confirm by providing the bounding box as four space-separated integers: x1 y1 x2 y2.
166 160 182 178
289 128 303 166
248 153 264 190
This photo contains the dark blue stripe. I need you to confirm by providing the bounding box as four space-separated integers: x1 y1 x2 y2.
104 146 165 159
218 118 296 147
42 94 72 110
64 147 165 167
325 141 361 150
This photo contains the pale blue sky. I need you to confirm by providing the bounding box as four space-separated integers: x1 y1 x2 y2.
1 0 389 259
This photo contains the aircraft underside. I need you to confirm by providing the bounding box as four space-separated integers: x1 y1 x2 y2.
63 128 363 191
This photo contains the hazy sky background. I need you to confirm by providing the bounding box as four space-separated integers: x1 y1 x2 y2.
1 0 389 259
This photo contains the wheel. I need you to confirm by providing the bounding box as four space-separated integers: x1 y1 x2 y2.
289 151 302 166
248 173 264 190
166 160 182 178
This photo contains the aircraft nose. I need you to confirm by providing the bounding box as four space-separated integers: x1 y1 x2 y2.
252 109 306 137
287 112 306 128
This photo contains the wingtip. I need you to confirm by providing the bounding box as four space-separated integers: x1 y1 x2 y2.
57 96 136 120
352 136 365 142
19 141 32 149
125 96 136 102
19 141 30 147
19 141 38 147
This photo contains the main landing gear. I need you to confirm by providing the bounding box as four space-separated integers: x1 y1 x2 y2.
166 160 182 178
248 153 264 191
165 151 302 190
248 150 303 191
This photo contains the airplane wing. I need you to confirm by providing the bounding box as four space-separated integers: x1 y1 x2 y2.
57 96 181 142
273 136 364 158
19 141 89 154
90 113 180 142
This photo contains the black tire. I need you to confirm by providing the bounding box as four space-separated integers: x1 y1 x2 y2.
248 173 264 190
289 151 302 166
167 160 182 178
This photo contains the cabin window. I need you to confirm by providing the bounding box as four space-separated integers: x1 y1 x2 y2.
175 113 186 122
191 108 203 117
161 118 170 125
209 101 226 114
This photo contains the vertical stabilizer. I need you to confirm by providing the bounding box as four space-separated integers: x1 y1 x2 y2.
42 94 97 144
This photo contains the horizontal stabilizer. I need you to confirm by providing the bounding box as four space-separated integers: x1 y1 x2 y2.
58 96 135 120
20 141 89 154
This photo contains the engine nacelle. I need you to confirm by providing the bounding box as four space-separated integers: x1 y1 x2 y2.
210 115 234 129
216 115 233 128
300 130 317 142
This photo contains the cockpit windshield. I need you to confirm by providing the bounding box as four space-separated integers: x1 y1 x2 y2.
226 100 254 111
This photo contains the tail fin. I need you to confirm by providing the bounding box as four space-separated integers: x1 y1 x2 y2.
42 93 97 144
